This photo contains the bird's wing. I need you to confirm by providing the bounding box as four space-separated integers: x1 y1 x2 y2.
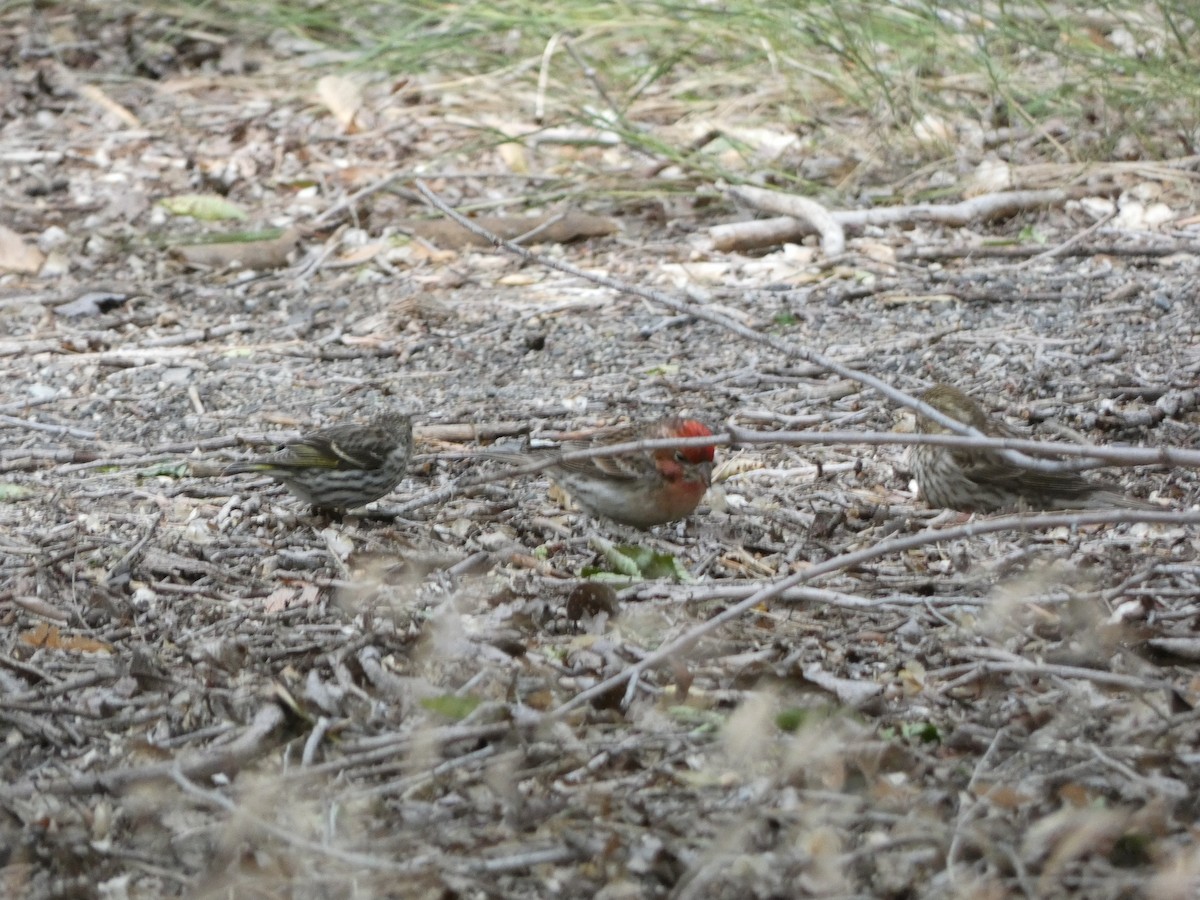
949 447 1027 488
945 419 1041 489
280 426 389 470
953 445 1102 501
1011 467 1112 500
553 433 655 483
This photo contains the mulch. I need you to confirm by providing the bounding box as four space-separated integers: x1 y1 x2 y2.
3 7 1200 898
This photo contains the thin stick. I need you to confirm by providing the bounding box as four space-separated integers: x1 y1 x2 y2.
394 424 1192 518
724 425 1199 470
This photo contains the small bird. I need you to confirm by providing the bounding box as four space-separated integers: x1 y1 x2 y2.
910 384 1155 513
225 411 413 514
486 418 717 528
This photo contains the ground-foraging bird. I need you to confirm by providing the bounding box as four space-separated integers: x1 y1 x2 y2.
224 411 413 514
910 384 1156 513
486 418 717 528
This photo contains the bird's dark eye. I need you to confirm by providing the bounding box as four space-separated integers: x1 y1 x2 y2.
674 450 687 463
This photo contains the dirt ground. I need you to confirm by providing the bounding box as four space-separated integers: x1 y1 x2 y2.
4 7 1200 899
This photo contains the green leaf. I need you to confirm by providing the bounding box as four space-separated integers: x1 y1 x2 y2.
644 363 680 376
585 537 693 582
1110 832 1153 868
630 548 692 581
159 194 248 221
899 721 941 743
775 708 808 732
420 694 482 720
0 483 35 501
668 706 724 731
611 544 653 574
590 536 643 577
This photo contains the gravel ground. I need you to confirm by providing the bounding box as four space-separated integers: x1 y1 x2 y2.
3 7 1200 898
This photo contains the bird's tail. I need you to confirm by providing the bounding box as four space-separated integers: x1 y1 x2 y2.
1090 491 1160 512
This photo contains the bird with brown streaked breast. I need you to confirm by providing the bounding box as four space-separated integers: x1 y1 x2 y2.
909 384 1156 513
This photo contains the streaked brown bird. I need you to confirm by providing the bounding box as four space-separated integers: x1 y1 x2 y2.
909 384 1155 512
225 411 413 514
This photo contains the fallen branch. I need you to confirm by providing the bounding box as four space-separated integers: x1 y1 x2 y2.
952 646 1173 693
724 184 845 255
715 186 1072 253
394 423 1194 518
708 214 816 253
623 582 988 610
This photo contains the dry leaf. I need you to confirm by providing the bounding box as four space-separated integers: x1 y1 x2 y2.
317 75 363 132
496 272 540 286
966 157 1012 196
496 142 530 174
20 623 112 654
332 242 386 267
912 112 954 145
172 228 300 270
978 783 1034 810
0 225 45 274
898 659 926 694
263 587 298 613
802 664 883 706
712 454 763 482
